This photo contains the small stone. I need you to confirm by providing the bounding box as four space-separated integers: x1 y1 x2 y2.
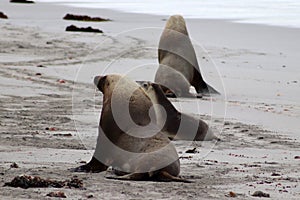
87 194 94 198
241 129 249 133
185 148 198 154
46 191 66 198
46 127 57 131
10 162 19 168
229 191 237 197
271 172 280 176
0 12 8 19
252 191 270 198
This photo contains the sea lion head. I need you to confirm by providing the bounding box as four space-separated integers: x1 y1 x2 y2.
94 74 128 99
94 75 106 92
165 15 188 35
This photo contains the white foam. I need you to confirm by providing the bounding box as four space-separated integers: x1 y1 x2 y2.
36 0 300 28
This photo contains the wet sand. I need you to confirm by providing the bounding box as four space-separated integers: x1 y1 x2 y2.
0 1 299 199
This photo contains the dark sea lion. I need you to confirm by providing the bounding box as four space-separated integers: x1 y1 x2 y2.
73 74 189 182
156 14 218 96
141 81 217 141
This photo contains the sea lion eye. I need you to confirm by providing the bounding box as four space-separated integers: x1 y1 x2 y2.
142 83 148 88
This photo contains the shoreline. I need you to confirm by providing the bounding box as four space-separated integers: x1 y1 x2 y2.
0 1 299 199
1 0 299 140
35 0 300 29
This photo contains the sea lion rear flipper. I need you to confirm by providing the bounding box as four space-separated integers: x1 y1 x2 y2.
192 68 219 94
106 173 147 181
155 171 192 183
106 172 192 183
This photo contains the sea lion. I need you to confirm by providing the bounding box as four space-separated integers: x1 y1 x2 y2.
155 64 195 98
141 81 217 141
73 74 189 182
155 14 218 96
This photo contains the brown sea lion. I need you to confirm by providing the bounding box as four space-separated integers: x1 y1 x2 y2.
155 64 196 98
141 81 218 141
156 14 218 96
72 74 189 182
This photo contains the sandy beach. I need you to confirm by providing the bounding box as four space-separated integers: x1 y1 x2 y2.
0 1 299 199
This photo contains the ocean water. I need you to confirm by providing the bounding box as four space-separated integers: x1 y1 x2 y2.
37 0 300 28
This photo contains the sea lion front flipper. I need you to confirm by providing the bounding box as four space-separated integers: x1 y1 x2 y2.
70 157 108 173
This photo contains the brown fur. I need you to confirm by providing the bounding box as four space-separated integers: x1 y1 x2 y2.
142 82 217 141
73 75 188 182
156 15 218 95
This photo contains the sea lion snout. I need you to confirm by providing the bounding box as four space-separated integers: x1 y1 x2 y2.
94 75 106 92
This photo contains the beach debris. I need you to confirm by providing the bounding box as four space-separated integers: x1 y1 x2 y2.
228 153 251 158
37 64 46 68
63 13 110 22
35 73 42 76
265 161 279 165
282 65 286 68
57 79 66 84
10 0 35 3
180 156 193 160
294 156 300 159
10 162 19 168
0 12 8 19
4 175 84 189
271 172 281 176
185 148 198 154
46 127 57 131
251 191 270 198
46 191 67 198
225 191 237 197
87 194 94 198
240 129 249 133
65 25 103 33
53 133 72 137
